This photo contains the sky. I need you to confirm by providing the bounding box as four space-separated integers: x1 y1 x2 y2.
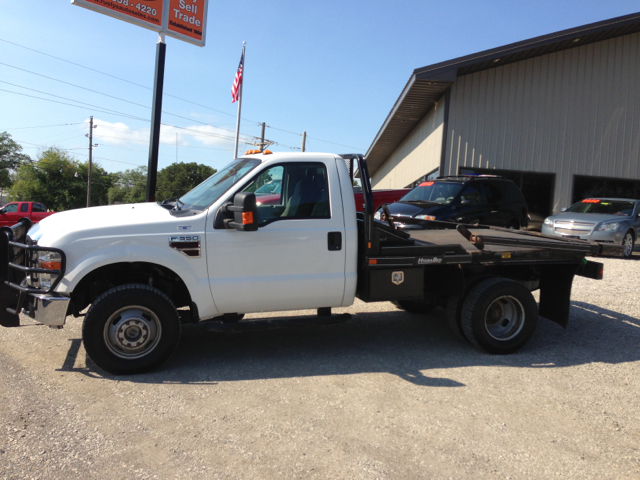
2 0 640 175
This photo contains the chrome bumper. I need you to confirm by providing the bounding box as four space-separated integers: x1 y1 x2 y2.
23 293 70 327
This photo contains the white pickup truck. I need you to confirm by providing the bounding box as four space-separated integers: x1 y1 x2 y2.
1 153 612 374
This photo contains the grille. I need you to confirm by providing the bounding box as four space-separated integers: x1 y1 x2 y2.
554 221 595 235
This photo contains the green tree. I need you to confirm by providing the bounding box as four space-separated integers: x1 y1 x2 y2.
156 162 216 202
0 132 31 190
107 166 147 204
9 147 112 211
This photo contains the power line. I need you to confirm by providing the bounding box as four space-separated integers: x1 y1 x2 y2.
0 37 262 124
0 122 85 130
1 39 363 152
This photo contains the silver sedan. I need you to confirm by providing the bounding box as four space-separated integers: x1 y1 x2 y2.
541 198 640 258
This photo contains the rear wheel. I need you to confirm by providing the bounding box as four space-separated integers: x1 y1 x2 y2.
622 231 635 258
461 278 538 354
506 220 520 230
82 284 181 375
393 299 437 314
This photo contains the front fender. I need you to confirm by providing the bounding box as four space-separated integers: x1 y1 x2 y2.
54 235 219 319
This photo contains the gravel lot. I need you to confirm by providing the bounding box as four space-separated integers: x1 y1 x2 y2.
1 255 640 479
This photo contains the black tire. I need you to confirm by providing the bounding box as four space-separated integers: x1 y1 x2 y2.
622 230 635 258
461 278 538 354
445 294 466 340
393 299 437 314
506 220 520 230
82 284 181 375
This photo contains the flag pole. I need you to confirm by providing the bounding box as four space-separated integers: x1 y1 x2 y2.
233 42 246 159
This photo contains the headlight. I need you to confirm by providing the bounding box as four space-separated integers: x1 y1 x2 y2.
415 215 436 221
37 252 62 289
543 218 553 226
598 222 619 232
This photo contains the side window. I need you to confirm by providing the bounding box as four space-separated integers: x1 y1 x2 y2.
460 186 481 206
33 204 46 213
505 183 525 204
20 203 29 212
3 203 18 213
242 163 330 225
483 183 503 207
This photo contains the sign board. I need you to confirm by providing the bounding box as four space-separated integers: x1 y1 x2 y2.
71 0 207 46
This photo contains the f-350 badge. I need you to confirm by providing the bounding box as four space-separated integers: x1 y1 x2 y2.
391 271 404 285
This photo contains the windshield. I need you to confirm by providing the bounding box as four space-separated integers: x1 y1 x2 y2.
178 158 261 210
566 199 636 215
400 181 464 205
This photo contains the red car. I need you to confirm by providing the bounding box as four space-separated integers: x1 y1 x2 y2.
256 187 410 212
0 202 55 228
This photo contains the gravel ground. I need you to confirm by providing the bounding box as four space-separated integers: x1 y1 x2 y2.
1 255 640 479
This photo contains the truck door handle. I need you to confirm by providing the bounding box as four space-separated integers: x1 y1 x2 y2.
328 232 342 251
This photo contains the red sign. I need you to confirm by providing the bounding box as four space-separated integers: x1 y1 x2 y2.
166 0 207 46
72 0 208 46
72 0 164 32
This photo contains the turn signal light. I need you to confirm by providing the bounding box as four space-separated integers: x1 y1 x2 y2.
369 259 377 265
40 261 61 270
242 212 254 225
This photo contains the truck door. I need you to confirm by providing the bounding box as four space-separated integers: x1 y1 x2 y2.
0 203 20 227
206 158 347 314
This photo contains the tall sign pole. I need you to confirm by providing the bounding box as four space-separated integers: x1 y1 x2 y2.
146 32 167 202
71 0 209 201
233 43 246 159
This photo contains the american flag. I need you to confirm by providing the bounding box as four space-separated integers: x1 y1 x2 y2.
231 51 244 103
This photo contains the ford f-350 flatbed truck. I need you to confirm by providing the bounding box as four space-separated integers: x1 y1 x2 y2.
0 153 615 374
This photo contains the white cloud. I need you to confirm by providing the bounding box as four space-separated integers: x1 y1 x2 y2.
90 119 254 149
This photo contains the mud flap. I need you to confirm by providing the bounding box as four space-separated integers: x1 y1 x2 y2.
0 231 20 327
538 264 578 328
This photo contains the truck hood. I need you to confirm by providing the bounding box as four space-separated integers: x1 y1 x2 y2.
549 212 632 224
28 202 199 247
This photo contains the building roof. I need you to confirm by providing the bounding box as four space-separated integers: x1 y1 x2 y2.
365 12 640 176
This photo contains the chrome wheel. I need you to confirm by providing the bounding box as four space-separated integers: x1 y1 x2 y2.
103 306 162 359
622 232 634 258
484 295 525 341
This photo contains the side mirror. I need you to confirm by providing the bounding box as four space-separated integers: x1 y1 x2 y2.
457 199 471 209
224 192 258 232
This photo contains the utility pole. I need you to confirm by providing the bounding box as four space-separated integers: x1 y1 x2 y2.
301 131 306 152
260 122 265 152
85 116 97 208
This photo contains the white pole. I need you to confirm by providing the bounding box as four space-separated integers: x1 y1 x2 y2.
233 42 246 159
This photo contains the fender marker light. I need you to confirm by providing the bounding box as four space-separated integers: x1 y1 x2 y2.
242 212 254 224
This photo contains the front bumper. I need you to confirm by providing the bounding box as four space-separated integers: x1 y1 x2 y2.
1 219 68 327
541 224 623 244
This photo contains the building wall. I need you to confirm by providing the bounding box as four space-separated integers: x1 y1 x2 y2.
444 32 640 212
371 95 445 189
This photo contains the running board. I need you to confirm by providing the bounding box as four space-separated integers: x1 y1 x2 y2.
202 313 351 332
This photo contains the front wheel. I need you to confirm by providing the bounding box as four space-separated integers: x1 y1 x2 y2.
622 231 635 258
82 284 181 375
461 278 538 354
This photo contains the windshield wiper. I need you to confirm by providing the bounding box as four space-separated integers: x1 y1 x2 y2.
173 198 185 211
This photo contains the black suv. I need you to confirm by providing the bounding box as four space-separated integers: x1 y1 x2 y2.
377 175 528 229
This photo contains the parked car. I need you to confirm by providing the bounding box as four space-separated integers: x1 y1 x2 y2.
541 198 640 258
0 201 55 228
377 176 528 230
254 180 281 196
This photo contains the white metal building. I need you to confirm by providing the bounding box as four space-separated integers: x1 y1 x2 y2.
366 13 640 217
